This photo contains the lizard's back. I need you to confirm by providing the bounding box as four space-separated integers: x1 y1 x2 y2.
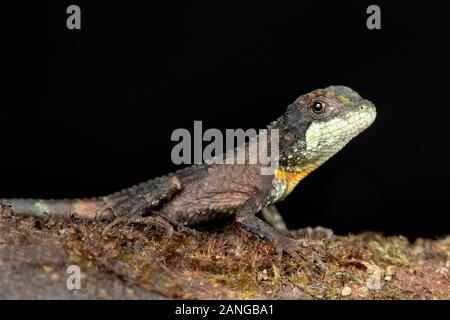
163 163 273 225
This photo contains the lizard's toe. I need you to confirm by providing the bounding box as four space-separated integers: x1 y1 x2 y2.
295 238 326 249
101 215 174 242
275 235 326 265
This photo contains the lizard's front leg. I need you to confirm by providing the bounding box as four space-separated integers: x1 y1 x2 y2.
235 193 324 261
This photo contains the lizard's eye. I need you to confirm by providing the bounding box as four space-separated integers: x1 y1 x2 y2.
310 100 326 114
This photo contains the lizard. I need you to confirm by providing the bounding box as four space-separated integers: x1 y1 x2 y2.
0 85 376 258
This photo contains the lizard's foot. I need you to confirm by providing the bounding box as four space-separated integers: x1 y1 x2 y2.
236 210 325 264
274 235 326 269
100 206 198 237
290 226 334 241
152 212 198 236
102 215 174 241
236 211 325 267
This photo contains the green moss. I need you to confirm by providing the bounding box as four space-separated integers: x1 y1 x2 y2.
210 271 260 299
369 238 410 266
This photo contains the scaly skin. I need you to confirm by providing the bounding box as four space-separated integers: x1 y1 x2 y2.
0 85 376 257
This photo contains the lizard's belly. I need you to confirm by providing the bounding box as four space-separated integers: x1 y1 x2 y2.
161 189 251 225
161 164 270 225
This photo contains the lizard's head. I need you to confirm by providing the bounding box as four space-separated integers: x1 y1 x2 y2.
272 85 376 172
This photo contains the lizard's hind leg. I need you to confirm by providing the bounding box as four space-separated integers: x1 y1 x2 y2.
102 210 198 237
96 175 182 220
101 215 174 241
100 175 192 237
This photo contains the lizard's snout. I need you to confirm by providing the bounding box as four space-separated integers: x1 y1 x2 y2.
355 99 377 127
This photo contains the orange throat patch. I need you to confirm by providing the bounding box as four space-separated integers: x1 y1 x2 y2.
274 167 317 197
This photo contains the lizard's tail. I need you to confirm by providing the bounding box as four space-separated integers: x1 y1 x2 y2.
0 176 182 220
0 198 108 220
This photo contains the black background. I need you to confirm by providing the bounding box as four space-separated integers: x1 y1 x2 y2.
2 1 449 239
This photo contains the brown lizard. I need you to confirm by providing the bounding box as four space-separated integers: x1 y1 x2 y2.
0 85 376 258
